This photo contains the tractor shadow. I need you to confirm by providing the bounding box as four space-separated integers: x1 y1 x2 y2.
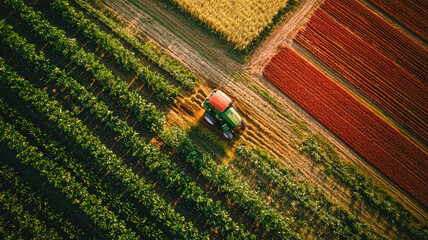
174 85 247 161
189 113 245 161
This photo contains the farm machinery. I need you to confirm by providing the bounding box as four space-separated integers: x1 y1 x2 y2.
201 89 246 140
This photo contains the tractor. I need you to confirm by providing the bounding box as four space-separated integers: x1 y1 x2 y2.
201 89 246 140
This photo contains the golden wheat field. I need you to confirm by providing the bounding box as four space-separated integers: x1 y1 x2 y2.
172 0 290 49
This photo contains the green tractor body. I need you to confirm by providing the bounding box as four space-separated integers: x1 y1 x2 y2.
202 89 246 139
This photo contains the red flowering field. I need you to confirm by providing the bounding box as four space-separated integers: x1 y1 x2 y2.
263 47 428 206
367 0 428 42
295 4 428 145
321 0 428 82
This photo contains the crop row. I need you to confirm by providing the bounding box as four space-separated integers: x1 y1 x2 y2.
367 0 428 42
235 144 387 239
44 0 181 101
0 1 302 237
0 185 61 239
263 47 428 207
0 162 86 239
0 100 89 239
163 127 301 239
295 8 428 145
3 0 320 238
26 0 306 236
71 0 199 89
0 160 69 240
20 1 305 236
0 73 164 239
321 0 428 82
301 135 428 239
4 0 166 132
0 57 207 239
1 19 258 238
0 98 168 239
0 114 137 239
0 19 253 239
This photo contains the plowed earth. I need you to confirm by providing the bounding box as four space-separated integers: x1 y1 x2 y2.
103 0 427 238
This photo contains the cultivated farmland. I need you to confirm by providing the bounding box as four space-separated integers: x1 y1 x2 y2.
264 46 428 207
163 0 299 50
1 0 427 239
295 0 428 146
367 0 428 42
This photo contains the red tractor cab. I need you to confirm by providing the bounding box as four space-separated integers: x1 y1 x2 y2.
201 89 246 139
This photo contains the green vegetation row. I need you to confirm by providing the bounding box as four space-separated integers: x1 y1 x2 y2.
235 144 387 240
3 0 308 238
71 0 200 89
44 0 181 100
0 116 137 239
162 127 302 240
0 161 86 239
0 166 61 240
0 20 253 239
4 1 304 237
0 99 167 239
34 3 304 236
4 0 166 132
42 1 308 234
0 188 59 239
0 99 83 239
6 1 424 239
301 135 428 239
0 58 205 239
0 65 164 239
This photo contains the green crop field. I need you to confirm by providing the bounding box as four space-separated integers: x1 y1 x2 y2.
0 0 426 239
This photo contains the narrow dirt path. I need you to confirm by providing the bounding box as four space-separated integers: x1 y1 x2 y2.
246 0 322 74
103 0 427 237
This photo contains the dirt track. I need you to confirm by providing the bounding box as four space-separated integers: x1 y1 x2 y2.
103 0 427 237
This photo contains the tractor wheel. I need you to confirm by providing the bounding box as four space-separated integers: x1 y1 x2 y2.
223 130 233 140
241 119 247 130
204 111 217 126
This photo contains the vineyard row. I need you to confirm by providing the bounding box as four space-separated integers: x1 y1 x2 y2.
0 2 302 237
71 0 200 90
0 57 206 239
